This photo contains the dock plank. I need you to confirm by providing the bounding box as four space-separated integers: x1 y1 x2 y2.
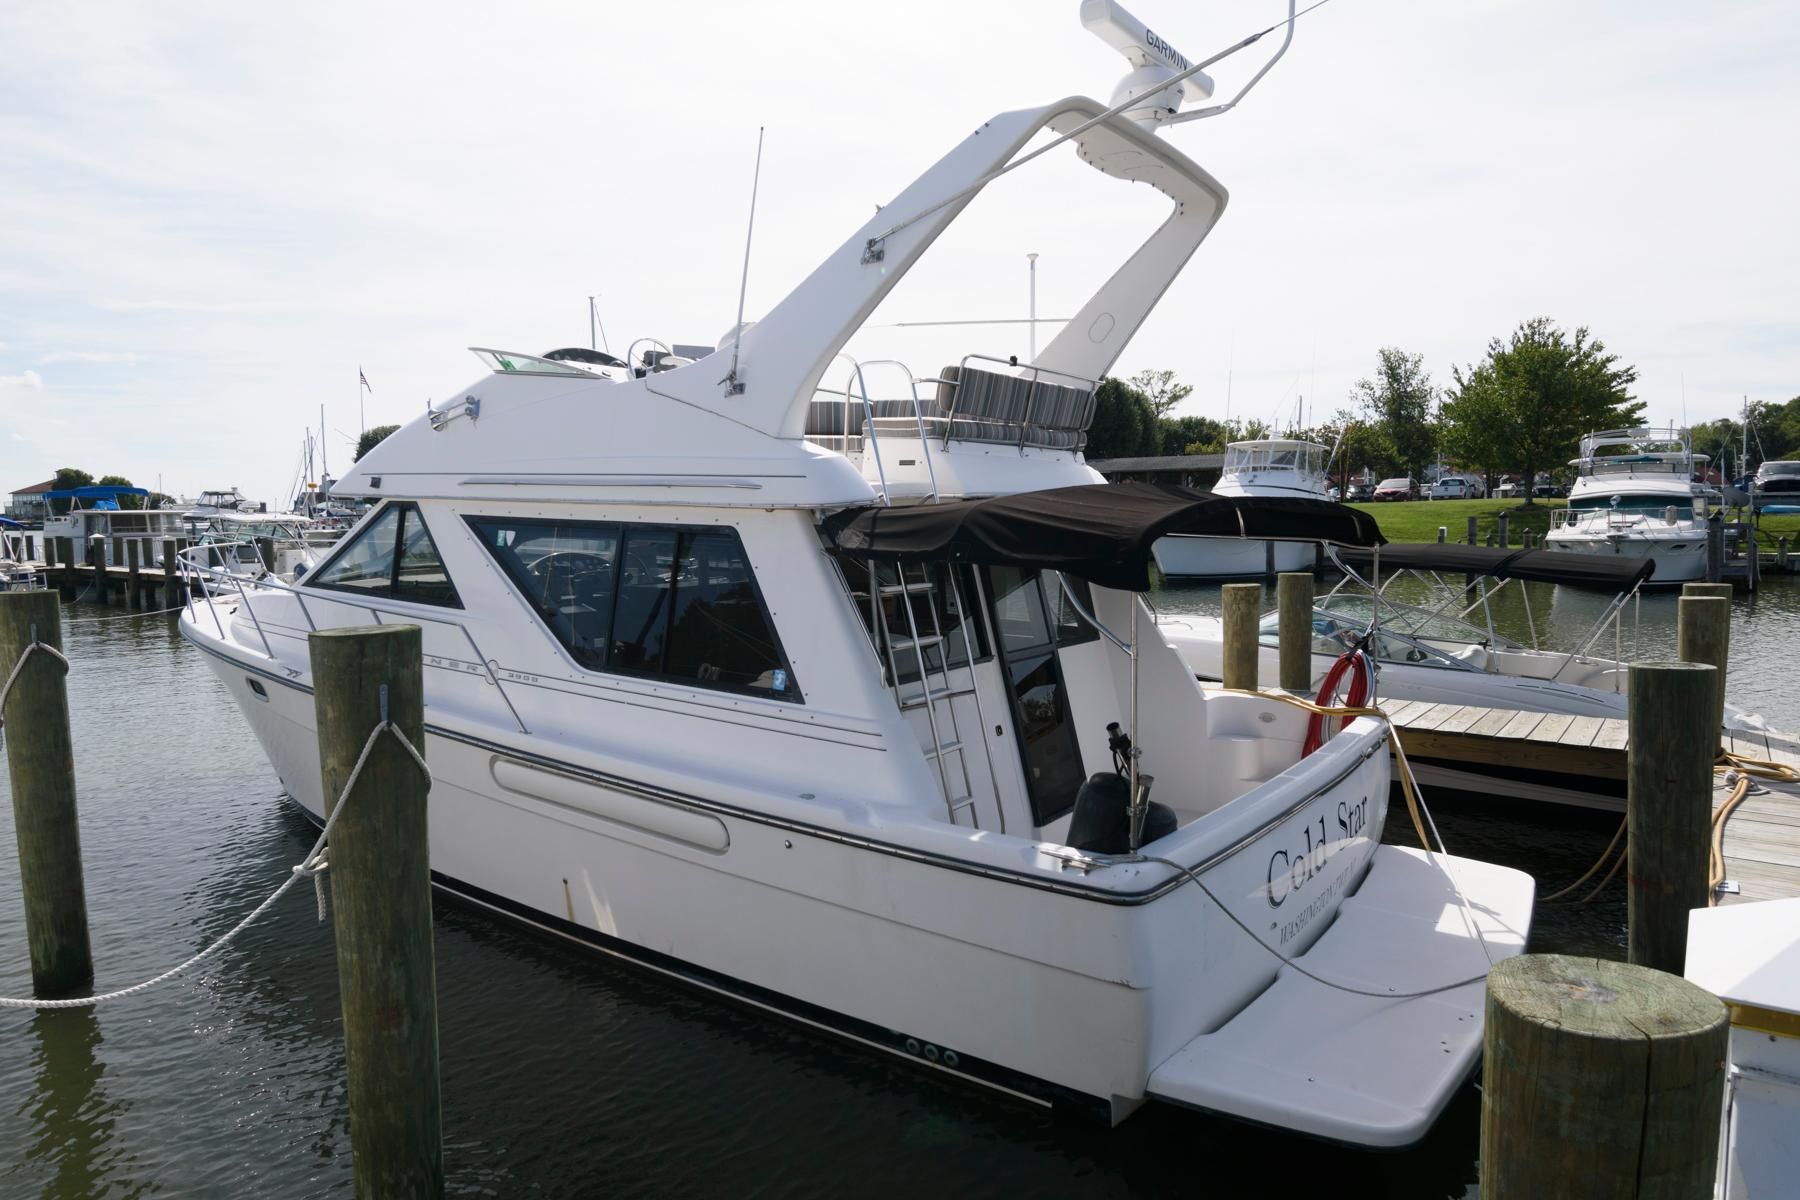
1465 708 1518 738
1496 709 1549 740
1436 706 1495 735
1532 713 1578 745
1589 720 1630 752
1560 716 1608 748
1381 700 1428 725
1404 704 1466 733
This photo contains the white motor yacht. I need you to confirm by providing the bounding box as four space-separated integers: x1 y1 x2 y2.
1545 427 1721 582
1151 438 1328 578
180 3 1532 1142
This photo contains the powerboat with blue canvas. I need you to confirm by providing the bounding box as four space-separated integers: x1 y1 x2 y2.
180 1 1533 1143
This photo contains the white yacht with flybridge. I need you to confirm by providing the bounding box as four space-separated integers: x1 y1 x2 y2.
1151 437 1330 577
1545 426 1721 582
180 2 1532 1142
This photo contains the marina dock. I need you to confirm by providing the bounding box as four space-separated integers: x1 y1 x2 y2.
1385 697 1800 904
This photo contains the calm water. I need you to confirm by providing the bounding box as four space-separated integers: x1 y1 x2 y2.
1 581 1797 1197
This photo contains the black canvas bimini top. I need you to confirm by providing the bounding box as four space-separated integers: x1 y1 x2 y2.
1332 543 1654 589
825 481 1384 592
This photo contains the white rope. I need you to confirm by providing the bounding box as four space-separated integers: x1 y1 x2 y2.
0 638 70 741
0 718 430 1010
64 604 187 623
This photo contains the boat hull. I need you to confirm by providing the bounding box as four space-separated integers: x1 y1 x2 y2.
1542 526 1709 582
1153 536 1314 579
187 612 1424 1128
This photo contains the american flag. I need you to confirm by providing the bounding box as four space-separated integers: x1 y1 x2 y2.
359 368 372 392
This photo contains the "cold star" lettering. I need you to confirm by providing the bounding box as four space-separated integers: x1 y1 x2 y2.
1265 795 1369 908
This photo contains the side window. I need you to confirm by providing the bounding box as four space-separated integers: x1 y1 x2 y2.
466 517 619 669
839 559 988 682
1047 573 1099 647
467 517 799 701
310 503 462 608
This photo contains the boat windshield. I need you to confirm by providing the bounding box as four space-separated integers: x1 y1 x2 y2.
1255 605 1475 670
1223 442 1326 477
1315 593 1520 648
1569 494 1694 518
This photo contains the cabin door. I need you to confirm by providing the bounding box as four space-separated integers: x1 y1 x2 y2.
983 566 1090 828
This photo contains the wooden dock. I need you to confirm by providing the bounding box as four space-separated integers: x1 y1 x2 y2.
1385 698 1800 906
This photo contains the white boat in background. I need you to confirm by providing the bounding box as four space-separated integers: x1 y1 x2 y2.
188 512 324 582
180 2 1532 1143
0 522 42 591
41 485 190 569
1152 439 1328 578
1545 427 1721 583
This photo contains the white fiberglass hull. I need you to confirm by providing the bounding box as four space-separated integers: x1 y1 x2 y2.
184 596 1527 1143
1543 525 1709 583
1153 537 1314 579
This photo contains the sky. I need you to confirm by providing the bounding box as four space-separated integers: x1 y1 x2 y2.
3 0 1797 503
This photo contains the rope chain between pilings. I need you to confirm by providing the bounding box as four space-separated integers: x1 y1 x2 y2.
0 717 431 1010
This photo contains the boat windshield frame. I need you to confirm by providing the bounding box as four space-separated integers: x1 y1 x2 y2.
1222 440 1327 479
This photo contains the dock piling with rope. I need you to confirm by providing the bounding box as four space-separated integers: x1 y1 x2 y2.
0 589 94 995
309 623 444 1200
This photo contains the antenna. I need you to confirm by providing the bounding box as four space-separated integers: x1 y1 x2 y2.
588 295 597 351
722 127 766 397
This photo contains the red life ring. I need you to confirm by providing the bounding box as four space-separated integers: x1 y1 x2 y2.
1303 649 1372 756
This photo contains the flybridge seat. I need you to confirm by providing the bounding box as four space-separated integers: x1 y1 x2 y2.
805 360 1099 454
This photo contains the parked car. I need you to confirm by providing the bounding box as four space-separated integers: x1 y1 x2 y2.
1429 476 1482 500
1531 483 1566 499
1373 477 1416 501
1344 483 1374 502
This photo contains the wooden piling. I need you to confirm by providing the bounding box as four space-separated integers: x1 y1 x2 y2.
308 625 443 1199
126 540 142 609
1276 573 1313 693
1779 535 1790 570
1262 539 1276 579
60 539 77 599
1220 583 1261 692
0 591 93 994
1682 582 1732 602
163 538 180 608
87 536 107 604
1705 514 1723 583
256 536 277 574
1676 594 1729 754
43 538 56 569
1466 515 1478 545
1436 526 1446 543
1481 954 1727 1200
1496 512 1510 548
1522 530 1536 550
1627 662 1716 973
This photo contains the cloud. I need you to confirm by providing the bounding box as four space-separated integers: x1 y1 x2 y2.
93 298 270 313
38 350 142 365
0 370 44 389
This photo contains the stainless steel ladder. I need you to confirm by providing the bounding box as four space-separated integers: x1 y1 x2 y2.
868 560 994 829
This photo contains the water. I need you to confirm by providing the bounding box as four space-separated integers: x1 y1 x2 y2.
1 581 1796 1197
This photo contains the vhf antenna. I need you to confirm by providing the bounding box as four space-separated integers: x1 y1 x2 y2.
722 127 766 396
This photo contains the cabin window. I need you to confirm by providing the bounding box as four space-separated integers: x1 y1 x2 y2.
1048 573 1099 647
467 517 800 701
309 502 462 608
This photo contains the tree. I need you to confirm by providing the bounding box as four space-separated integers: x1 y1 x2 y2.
355 424 401 462
1157 413 1225 457
48 467 94 515
1129 369 1193 418
96 473 140 510
1085 378 1158 460
1444 317 1643 507
1350 348 1437 479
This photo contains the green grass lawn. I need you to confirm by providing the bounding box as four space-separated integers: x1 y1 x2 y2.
1345 497 1566 545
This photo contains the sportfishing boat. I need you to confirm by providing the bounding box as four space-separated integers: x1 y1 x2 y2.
180 2 1532 1142
188 487 258 516
187 512 324 582
1151 438 1329 578
1159 543 1772 786
1545 427 1721 582
0 519 42 592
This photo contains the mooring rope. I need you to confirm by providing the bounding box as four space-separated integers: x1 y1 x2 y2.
63 604 188 623
0 638 70 742
0 717 430 1010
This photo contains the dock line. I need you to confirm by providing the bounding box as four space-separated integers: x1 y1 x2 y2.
0 716 430 1010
